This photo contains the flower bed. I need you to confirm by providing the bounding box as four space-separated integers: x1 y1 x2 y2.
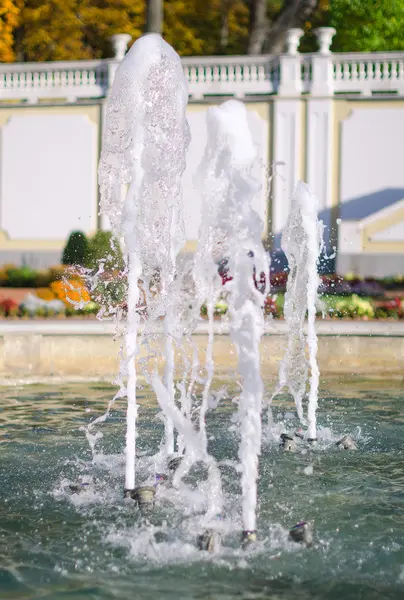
1 263 404 321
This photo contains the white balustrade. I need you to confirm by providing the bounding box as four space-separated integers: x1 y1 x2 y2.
182 55 278 98
332 52 404 96
0 60 110 102
1 29 404 103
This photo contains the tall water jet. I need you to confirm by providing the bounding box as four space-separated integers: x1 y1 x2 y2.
270 182 323 441
98 34 190 493
197 100 269 540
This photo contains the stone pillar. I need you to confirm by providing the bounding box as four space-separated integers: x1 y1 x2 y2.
272 29 304 236
306 27 336 247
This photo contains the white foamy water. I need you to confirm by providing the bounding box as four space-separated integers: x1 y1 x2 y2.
270 182 323 440
98 34 190 490
196 100 269 532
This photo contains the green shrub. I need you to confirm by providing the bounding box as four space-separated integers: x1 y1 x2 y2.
326 294 375 318
62 231 89 266
6 266 37 288
85 231 124 272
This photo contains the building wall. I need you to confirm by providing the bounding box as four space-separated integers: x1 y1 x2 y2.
0 95 403 275
0 103 101 267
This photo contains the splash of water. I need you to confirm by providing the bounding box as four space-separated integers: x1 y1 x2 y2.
196 100 269 533
98 34 190 491
270 181 324 440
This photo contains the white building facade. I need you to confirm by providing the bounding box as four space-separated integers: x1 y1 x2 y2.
1 29 404 276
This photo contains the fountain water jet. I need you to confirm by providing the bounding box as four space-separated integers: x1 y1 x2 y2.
269 182 323 441
196 100 269 540
98 33 190 493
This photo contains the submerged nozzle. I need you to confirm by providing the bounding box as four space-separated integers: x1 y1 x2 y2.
197 530 221 553
289 521 314 546
132 486 156 509
241 530 257 549
69 482 92 494
123 488 134 499
336 435 357 450
168 456 183 473
280 433 297 452
124 486 156 509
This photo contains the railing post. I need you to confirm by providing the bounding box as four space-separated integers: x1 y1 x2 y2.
277 28 304 96
310 27 336 96
108 34 131 89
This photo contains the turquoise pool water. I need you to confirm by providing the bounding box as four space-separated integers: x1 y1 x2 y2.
0 380 403 599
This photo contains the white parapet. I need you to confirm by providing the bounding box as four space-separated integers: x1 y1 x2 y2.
1 30 404 103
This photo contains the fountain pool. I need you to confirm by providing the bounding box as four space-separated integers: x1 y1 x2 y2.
1 378 403 600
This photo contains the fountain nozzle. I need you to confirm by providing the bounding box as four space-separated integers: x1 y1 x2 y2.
289 521 314 546
197 530 221 552
242 530 257 549
124 486 156 509
336 435 357 450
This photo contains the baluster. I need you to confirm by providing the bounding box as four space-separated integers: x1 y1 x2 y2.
358 61 366 81
227 64 235 82
391 61 398 81
383 61 390 80
213 66 220 82
204 66 212 83
67 71 74 87
54 71 60 88
398 61 404 80
61 71 67 87
249 64 257 82
374 61 381 80
335 61 342 81
257 64 265 82
33 72 39 90
5 73 12 89
343 61 350 80
190 66 197 83
235 65 242 82
351 61 358 81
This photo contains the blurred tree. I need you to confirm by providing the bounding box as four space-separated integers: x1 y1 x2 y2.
328 0 404 52
0 0 20 61
62 231 89 266
15 1 90 61
80 0 144 58
248 0 319 54
7 0 404 62
164 0 249 55
14 0 144 61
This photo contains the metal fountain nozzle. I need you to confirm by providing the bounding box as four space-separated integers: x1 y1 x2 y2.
168 456 183 473
336 435 357 450
289 521 314 546
241 530 257 549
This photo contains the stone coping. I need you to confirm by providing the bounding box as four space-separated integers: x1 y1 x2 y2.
0 319 404 337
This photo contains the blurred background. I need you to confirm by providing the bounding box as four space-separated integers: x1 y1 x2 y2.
1 0 404 320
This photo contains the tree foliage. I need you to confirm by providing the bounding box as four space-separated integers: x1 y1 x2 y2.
3 0 404 62
328 0 404 52
0 0 20 61
62 231 89 266
15 0 144 61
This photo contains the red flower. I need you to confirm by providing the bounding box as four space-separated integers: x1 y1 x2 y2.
0 297 18 316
